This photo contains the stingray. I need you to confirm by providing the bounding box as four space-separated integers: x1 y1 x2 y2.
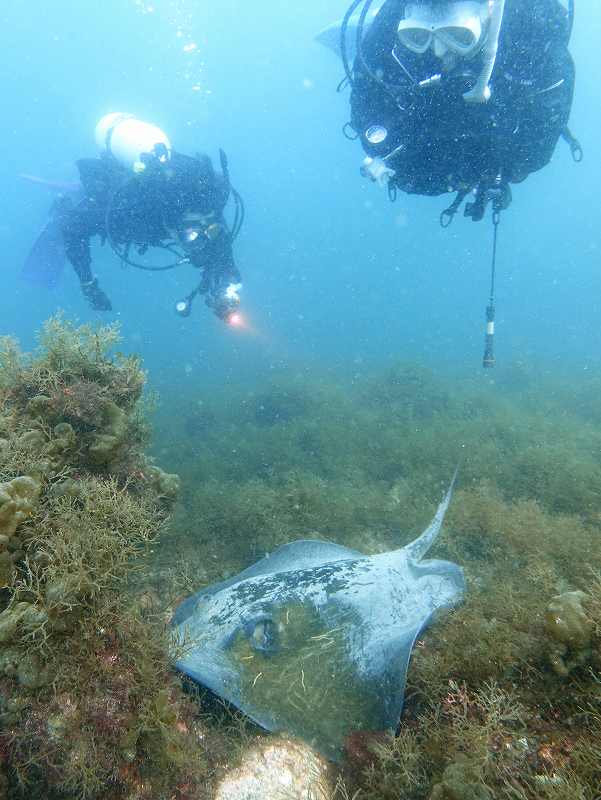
172 473 464 761
315 1 386 62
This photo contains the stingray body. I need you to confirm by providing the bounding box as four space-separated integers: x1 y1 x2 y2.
172 475 464 761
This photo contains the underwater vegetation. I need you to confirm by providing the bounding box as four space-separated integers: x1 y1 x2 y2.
2 315 600 798
0 315 219 800
152 362 601 799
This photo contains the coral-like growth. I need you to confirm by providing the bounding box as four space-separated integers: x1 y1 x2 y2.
429 755 491 800
0 316 213 800
0 476 40 537
544 591 593 677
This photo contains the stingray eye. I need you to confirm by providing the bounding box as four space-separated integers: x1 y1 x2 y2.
248 617 278 654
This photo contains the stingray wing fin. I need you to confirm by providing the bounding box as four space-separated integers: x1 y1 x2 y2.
315 1 386 61
171 539 362 625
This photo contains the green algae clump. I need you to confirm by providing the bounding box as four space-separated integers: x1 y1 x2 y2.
0 476 40 537
429 755 492 800
544 590 593 677
88 400 129 467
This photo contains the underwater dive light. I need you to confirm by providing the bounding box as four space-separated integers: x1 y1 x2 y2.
482 207 501 368
482 302 496 369
227 312 243 327
175 295 195 317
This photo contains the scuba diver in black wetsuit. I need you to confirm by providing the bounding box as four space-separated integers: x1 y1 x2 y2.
318 0 579 366
50 113 244 323
324 0 578 223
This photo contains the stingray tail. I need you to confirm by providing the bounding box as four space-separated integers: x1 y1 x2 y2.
405 466 459 562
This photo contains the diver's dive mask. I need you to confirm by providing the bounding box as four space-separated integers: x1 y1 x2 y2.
177 225 207 252
176 215 224 256
397 1 489 59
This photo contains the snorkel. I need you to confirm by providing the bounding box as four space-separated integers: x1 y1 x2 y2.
463 0 506 102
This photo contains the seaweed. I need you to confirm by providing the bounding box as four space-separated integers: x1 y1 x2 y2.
150 360 601 799
0 315 210 800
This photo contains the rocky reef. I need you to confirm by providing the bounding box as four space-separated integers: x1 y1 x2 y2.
0 316 207 800
5 317 599 799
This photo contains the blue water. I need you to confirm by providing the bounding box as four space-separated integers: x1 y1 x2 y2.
1 0 599 394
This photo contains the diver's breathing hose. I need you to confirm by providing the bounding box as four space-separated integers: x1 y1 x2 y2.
352 0 413 108
218 148 245 241
230 187 245 241
483 212 500 369
356 0 379 86
340 0 366 87
104 170 245 273
104 182 187 272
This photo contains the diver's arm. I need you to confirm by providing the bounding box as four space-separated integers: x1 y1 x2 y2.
61 200 112 311
197 232 242 321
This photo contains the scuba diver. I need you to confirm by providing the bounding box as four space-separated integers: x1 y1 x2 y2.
324 0 578 220
318 0 579 366
25 113 244 324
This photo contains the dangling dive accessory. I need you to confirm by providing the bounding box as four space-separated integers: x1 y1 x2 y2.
482 208 500 368
464 175 511 222
361 141 405 189
481 186 507 368
439 174 505 367
361 156 396 187
440 188 470 227
561 126 583 163
175 288 200 318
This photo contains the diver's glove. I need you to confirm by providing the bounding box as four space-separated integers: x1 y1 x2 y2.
361 156 396 188
81 277 113 312
210 282 242 324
